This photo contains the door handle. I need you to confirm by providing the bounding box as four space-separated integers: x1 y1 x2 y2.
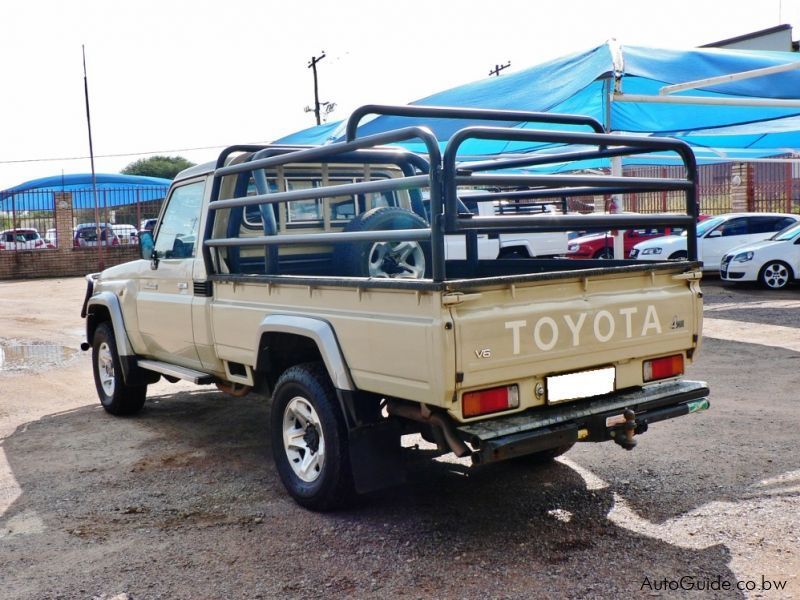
143 282 158 290
177 282 188 290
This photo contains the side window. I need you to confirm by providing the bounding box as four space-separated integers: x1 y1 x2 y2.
154 181 205 259
718 218 748 237
746 216 796 235
286 179 322 223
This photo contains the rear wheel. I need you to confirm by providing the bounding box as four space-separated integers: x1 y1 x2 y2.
498 247 530 259
270 362 354 511
759 261 792 290
92 322 146 415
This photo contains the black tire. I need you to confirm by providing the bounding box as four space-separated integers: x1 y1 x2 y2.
270 362 354 511
498 247 530 259
514 443 575 465
668 250 688 260
92 322 147 415
335 207 430 278
594 247 614 260
759 260 793 290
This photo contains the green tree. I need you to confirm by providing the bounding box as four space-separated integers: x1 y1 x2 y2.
121 155 195 180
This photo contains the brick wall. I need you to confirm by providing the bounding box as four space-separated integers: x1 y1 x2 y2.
0 246 141 280
0 192 141 280
730 163 750 213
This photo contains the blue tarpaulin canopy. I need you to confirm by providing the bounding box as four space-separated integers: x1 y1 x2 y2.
0 173 171 211
276 42 800 166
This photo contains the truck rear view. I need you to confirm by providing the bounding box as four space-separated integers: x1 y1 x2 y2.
83 104 709 510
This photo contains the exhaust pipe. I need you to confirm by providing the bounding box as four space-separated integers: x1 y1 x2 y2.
387 401 471 457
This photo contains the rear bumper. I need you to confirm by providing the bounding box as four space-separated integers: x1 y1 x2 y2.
457 380 709 465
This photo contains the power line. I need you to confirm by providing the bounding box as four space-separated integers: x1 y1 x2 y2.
0 142 272 165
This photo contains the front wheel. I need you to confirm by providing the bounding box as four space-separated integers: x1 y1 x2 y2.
594 247 614 260
92 322 147 415
759 261 793 290
668 250 688 260
270 362 354 511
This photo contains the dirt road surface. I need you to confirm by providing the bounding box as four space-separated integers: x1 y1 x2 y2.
1 277 798 599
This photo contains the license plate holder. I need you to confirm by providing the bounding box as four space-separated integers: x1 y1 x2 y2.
546 366 616 404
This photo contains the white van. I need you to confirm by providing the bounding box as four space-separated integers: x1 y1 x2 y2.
111 224 139 245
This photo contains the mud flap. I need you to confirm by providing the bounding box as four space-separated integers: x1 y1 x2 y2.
348 419 406 494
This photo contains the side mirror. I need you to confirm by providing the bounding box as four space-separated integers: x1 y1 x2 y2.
706 230 722 238
139 231 155 260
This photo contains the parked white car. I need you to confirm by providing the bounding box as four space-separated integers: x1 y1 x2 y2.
630 212 800 271
423 195 568 260
720 221 800 289
0 228 47 250
423 197 499 259
111 224 139 245
460 197 568 257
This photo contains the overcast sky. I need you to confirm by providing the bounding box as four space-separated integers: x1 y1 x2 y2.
1 0 798 189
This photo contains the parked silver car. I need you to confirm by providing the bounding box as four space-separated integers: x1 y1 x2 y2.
73 223 120 248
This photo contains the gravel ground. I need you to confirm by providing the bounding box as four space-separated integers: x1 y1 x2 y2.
0 276 798 599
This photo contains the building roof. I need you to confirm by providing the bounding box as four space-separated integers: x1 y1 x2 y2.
701 24 795 49
1 173 172 210
1 173 172 195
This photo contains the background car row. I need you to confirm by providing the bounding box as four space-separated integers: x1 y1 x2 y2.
630 212 800 290
0 223 146 250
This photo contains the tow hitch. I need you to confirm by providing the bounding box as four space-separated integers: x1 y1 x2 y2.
611 408 640 450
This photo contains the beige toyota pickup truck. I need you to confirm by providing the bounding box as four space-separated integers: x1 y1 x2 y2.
81 105 709 510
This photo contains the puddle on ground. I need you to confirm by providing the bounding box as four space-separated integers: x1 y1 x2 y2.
0 342 79 372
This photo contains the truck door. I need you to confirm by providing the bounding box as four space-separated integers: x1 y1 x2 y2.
136 180 205 367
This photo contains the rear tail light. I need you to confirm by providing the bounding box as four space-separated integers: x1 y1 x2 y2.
111 237 119 246
463 385 519 418
643 354 684 383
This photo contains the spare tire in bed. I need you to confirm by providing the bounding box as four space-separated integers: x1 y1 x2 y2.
335 207 430 278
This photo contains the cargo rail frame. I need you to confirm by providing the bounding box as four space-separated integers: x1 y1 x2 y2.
203 104 698 283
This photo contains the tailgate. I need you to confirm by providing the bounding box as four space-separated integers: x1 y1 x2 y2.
447 266 702 420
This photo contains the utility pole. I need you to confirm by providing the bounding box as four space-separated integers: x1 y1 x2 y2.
307 51 326 125
82 44 103 270
489 61 511 77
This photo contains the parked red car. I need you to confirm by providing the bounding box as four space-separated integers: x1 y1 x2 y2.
566 216 710 259
566 228 671 259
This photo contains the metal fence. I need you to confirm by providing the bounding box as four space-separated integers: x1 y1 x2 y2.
623 160 800 216
0 188 56 247
0 185 167 250
750 160 800 214
623 163 733 215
